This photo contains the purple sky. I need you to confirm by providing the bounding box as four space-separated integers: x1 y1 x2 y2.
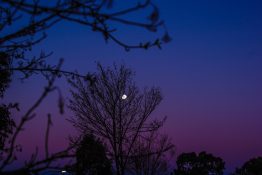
4 0 262 173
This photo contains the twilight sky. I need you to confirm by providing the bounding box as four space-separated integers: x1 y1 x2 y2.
5 0 262 173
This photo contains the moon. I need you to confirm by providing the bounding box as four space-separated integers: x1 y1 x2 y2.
121 94 127 100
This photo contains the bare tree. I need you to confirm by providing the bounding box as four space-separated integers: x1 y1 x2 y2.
0 0 171 174
127 131 175 175
69 63 171 175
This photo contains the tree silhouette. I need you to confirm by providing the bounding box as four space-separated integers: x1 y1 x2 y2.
174 151 225 175
68 63 170 175
232 157 262 175
0 52 11 98
73 134 112 175
0 0 170 174
0 104 16 151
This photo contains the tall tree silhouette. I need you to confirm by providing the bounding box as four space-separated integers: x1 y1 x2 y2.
232 157 262 175
0 0 170 174
174 151 225 175
69 63 170 175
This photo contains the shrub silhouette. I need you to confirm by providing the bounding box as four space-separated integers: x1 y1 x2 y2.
232 157 262 175
174 151 225 175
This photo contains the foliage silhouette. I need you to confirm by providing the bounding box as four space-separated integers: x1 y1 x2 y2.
73 134 113 175
0 104 16 151
174 151 225 175
0 0 170 174
232 157 262 175
68 63 172 175
0 52 11 98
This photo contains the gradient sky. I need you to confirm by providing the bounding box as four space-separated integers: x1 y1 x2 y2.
4 0 262 174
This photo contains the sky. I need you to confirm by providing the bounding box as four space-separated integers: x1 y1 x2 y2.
4 0 262 174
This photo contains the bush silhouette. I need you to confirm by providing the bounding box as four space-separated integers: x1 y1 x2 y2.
174 151 225 175
232 157 262 175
